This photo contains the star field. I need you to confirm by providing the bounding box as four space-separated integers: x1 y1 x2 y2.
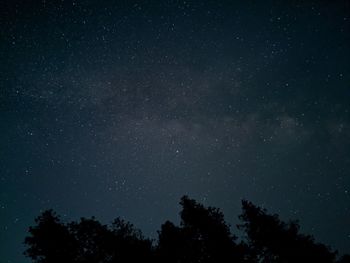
1 1 350 262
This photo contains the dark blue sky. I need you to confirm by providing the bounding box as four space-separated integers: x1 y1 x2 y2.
1 1 350 262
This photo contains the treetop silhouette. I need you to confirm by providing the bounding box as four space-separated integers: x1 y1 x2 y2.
24 196 349 263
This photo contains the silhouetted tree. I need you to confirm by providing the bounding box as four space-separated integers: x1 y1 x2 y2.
24 196 348 263
68 217 112 262
157 196 244 262
109 218 154 262
24 212 153 263
238 200 338 263
338 254 350 263
24 210 77 263
157 220 185 262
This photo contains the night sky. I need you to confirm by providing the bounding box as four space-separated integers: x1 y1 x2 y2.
1 1 350 262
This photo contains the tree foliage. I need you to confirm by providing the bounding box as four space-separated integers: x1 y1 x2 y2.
24 197 348 263
238 200 338 263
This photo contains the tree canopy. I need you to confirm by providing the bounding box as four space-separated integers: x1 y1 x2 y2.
24 196 349 263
